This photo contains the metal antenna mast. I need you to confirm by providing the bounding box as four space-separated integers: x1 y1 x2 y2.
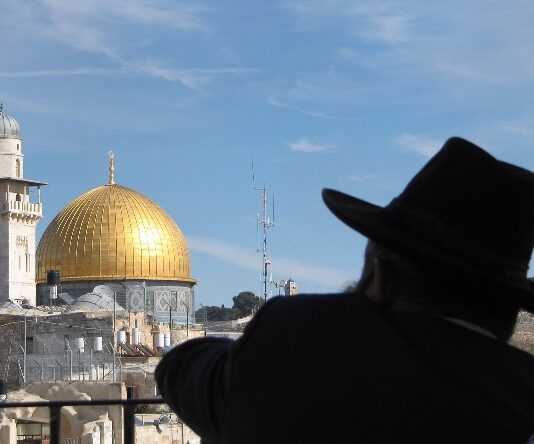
252 159 274 302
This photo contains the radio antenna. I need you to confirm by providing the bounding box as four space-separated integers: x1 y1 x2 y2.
251 157 274 302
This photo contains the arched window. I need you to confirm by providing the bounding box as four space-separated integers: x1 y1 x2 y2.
15 193 21 202
15 159 20 178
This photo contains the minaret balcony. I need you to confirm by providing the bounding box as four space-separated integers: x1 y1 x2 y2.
2 200 42 219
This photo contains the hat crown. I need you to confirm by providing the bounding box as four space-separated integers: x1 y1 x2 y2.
398 137 534 263
322 137 534 310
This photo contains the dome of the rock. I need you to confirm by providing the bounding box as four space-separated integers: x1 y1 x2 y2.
36 183 194 284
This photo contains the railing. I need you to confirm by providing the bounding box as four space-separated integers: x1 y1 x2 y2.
2 200 42 215
0 397 164 444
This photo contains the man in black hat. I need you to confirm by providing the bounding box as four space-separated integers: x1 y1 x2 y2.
156 137 534 443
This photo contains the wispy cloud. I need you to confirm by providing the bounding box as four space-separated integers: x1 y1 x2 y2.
0 64 258 91
267 98 335 119
135 65 259 90
0 67 118 78
265 71 367 121
1 0 224 89
104 0 206 30
188 235 352 287
395 134 442 158
284 2 534 88
289 138 334 153
419 5 534 85
288 71 363 102
284 1 410 44
188 236 259 271
36 0 207 56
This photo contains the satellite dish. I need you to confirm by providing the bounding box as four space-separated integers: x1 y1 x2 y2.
155 415 170 431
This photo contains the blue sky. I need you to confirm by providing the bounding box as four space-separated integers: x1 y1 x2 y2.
2 0 534 307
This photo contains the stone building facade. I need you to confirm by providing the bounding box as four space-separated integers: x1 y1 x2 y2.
0 302 203 390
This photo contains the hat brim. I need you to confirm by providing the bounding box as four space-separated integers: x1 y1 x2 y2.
322 188 534 311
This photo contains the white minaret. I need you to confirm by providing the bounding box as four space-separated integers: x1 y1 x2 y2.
0 105 46 305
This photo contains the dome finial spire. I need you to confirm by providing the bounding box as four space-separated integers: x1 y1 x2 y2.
108 149 115 184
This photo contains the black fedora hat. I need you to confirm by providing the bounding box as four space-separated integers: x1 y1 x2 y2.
323 137 534 311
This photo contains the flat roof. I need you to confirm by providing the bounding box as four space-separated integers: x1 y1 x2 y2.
0 177 47 186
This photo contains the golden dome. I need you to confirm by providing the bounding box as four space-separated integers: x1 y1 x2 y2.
36 184 195 284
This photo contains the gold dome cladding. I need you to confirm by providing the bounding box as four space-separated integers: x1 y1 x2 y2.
36 184 195 283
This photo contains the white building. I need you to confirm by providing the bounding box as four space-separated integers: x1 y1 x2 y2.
284 279 298 296
0 105 45 305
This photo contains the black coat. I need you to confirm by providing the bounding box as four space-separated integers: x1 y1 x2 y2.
155 292 534 443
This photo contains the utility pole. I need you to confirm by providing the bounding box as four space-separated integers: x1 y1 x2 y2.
200 303 207 337
23 313 27 386
112 289 116 350
169 298 172 330
180 299 189 338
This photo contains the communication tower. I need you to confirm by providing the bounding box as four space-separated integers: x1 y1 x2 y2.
252 161 274 302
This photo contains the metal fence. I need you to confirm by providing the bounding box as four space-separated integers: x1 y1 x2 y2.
1 339 122 389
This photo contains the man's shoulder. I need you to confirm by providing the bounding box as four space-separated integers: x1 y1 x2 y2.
256 291 371 321
239 291 383 345
263 290 367 308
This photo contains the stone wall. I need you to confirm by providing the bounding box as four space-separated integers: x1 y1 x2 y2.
510 311 534 354
0 381 123 444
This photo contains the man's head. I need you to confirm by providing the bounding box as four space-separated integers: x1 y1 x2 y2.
323 137 534 334
355 240 519 340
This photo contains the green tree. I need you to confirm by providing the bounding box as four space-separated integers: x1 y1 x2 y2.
195 305 239 322
195 291 263 322
232 291 263 318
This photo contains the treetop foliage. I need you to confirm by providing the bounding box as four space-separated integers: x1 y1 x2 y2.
196 291 264 322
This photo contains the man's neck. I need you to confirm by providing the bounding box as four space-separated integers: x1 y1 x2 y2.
385 302 500 340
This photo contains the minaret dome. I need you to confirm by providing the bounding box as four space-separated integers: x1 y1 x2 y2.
0 104 21 140
0 104 24 178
